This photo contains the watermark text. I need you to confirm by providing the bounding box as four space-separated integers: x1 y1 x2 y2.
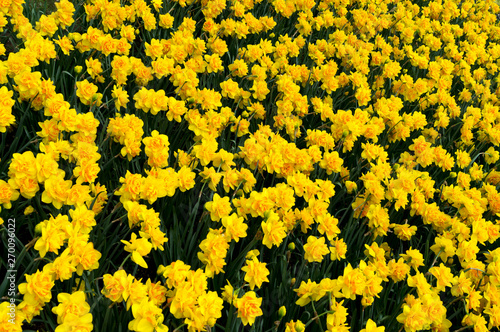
6 218 17 324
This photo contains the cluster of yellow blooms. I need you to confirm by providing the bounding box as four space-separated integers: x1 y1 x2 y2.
14 207 101 324
52 292 93 332
2 0 500 330
102 269 170 331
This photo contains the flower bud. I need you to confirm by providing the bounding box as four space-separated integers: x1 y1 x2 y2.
345 181 357 194
361 295 374 307
24 206 34 215
157 265 166 275
278 306 286 318
295 320 305 332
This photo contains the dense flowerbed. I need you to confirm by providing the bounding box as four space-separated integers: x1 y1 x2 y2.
1 0 500 330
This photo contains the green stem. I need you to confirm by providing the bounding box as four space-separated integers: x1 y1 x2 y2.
174 323 187 332
429 248 443 269
304 309 333 328
445 296 464 309
311 301 324 331
119 253 132 270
